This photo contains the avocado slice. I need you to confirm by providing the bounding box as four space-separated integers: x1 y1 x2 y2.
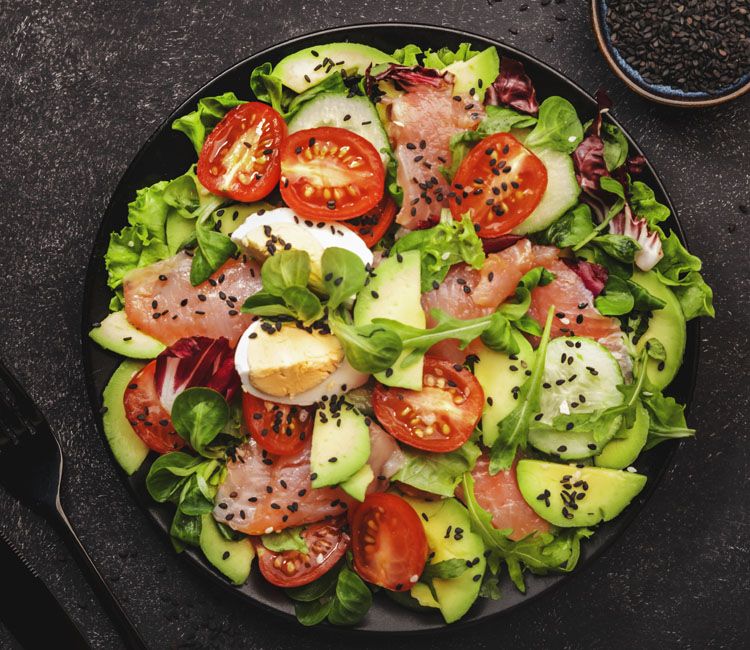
473 333 535 447
630 270 686 390
404 497 486 624
101 360 150 475
273 43 396 93
595 402 649 470
166 212 196 254
213 202 274 237
354 250 425 390
199 514 255 585
339 463 374 502
516 460 647 528
310 401 370 488
89 311 166 359
444 46 500 102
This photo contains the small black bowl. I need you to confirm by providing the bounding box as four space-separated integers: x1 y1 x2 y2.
592 0 750 107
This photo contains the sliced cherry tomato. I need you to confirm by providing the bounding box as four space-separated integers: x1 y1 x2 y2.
257 518 350 588
448 132 547 237
123 361 184 454
280 127 385 220
342 195 397 247
197 102 285 202
373 357 484 453
242 392 313 456
351 493 427 591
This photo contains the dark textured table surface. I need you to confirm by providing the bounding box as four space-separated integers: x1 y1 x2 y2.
1 1 748 648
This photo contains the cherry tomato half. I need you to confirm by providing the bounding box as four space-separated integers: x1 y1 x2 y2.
342 195 397 247
242 392 313 456
197 102 286 202
123 361 185 454
373 357 484 453
280 127 385 220
351 493 428 591
448 132 547 237
257 518 350 588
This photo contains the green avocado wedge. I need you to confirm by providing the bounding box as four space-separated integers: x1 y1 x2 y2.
89 311 166 359
404 497 486 624
516 460 647 527
199 515 255 585
630 270 686 390
101 360 149 475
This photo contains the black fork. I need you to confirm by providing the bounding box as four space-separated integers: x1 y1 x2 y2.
0 358 148 649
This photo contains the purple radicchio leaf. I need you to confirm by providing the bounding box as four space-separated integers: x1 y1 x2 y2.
155 336 240 413
484 57 539 114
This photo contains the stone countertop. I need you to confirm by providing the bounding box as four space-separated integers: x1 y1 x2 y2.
0 1 748 648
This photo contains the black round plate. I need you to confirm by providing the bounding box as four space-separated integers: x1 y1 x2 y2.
81 23 699 634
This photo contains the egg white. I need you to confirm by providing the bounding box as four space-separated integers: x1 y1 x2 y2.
235 320 369 406
230 207 373 267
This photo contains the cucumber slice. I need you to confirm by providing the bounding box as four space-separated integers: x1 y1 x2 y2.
512 146 581 235
528 337 624 458
287 93 391 164
89 311 166 359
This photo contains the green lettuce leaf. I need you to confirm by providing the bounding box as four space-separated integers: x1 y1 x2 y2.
628 180 670 225
172 92 245 153
393 439 481 497
261 527 308 553
525 96 584 154
390 212 485 292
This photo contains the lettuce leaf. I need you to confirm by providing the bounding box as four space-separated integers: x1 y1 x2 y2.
172 92 245 154
390 212 485 292
393 439 481 497
261 527 308 553
390 42 480 69
525 96 584 154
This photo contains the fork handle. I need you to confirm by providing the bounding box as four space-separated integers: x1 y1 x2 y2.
50 502 149 650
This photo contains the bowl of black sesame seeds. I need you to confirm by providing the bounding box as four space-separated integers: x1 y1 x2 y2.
592 0 750 107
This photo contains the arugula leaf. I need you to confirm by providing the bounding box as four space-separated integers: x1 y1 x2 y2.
375 309 515 367
489 306 555 473
261 249 311 295
461 473 592 591
172 92 245 153
478 572 502 600
261 527 308 554
418 559 469 601
171 387 230 457
641 390 695 450
321 247 368 310
329 309 403 373
390 212 485 292
525 96 584 153
393 438 481 497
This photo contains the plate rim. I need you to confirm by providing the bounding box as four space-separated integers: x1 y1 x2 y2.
80 21 701 635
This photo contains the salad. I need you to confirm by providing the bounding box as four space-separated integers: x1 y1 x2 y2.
90 39 714 627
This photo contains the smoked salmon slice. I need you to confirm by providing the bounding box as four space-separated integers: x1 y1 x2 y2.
123 252 262 347
382 73 484 229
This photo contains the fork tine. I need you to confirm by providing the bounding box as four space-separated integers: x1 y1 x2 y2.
0 358 46 431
